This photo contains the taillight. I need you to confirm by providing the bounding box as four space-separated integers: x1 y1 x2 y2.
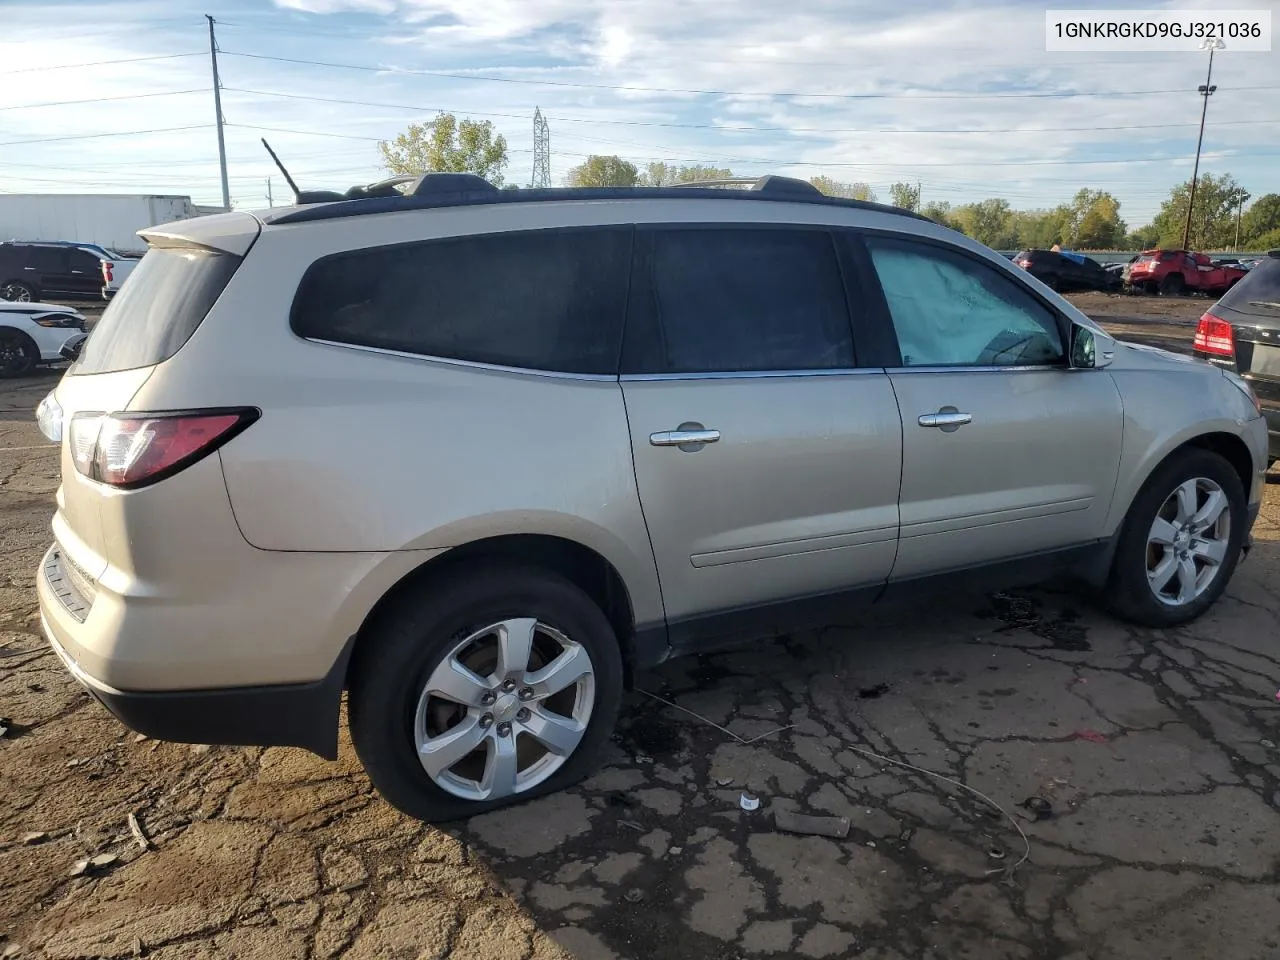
102 262 113 283
1015 259 1032 268
67 409 258 489
1193 312 1235 357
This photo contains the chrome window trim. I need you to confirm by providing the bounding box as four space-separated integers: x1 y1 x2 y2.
301 337 619 382
884 363 1067 374
620 367 886 382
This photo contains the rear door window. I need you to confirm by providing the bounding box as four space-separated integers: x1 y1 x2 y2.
292 227 633 375
72 246 241 375
621 227 855 374
1217 258 1280 319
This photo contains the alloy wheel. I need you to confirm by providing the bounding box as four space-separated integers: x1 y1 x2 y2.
413 617 595 801
1146 477 1231 606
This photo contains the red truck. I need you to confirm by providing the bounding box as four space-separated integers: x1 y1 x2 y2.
1125 249 1248 296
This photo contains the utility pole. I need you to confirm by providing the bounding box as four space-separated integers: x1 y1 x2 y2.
266 177 274 208
1234 190 1249 251
1181 38 1223 251
206 14 231 212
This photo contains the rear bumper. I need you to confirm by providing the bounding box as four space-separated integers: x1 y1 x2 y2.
42 609 351 759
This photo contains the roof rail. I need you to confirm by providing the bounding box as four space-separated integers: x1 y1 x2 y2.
670 175 823 198
294 172 501 206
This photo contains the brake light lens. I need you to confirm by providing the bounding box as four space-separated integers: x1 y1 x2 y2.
67 409 258 489
1015 258 1032 268
102 261 113 283
1193 312 1235 357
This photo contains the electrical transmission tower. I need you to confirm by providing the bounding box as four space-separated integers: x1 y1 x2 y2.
532 107 551 188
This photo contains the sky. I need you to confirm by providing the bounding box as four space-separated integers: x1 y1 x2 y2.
0 0 1277 226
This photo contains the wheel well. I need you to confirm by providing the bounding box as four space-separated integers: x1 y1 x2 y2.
355 534 637 673
0 325 39 350
1182 431 1254 493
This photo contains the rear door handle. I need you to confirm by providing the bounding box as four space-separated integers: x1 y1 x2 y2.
650 428 720 447
918 411 972 429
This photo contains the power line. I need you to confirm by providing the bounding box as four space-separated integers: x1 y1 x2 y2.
220 50 1280 101
0 89 206 111
0 52 204 75
220 87 1280 137
0 125 214 147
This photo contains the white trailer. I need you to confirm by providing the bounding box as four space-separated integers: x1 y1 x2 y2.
0 194 200 257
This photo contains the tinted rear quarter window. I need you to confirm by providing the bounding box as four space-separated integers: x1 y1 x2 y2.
622 227 855 374
292 227 633 375
72 246 241 375
1218 258 1280 319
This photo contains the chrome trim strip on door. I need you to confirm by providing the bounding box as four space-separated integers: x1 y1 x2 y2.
621 368 887 383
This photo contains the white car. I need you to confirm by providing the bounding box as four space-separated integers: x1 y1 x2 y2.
0 302 86 378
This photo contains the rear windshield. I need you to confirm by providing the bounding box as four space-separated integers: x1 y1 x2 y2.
71 246 240 375
1217 257 1280 318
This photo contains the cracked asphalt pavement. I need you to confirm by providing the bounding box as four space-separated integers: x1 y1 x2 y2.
2 295 1279 959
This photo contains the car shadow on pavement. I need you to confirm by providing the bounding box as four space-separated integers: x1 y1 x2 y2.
461 559 1280 960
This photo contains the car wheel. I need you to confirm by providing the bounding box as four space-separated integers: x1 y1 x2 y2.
0 329 39 378
1160 273 1185 296
0 280 36 303
1105 449 1246 627
1144 281 1159 296
348 564 624 822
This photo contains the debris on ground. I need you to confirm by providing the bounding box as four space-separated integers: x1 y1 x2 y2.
69 853 118 877
133 734 148 743
1074 729 1109 744
2 942 24 958
738 791 761 812
715 777 734 787
857 683 890 700
0 717 11 738
773 809 851 839
20 831 47 845
1261 739 1276 750
623 889 644 903
1020 797 1053 821
987 846 1006 861
127 812 149 851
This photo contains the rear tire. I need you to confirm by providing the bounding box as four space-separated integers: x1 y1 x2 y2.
1105 449 1246 627
1160 273 1185 296
348 564 624 823
0 280 36 303
0 329 38 378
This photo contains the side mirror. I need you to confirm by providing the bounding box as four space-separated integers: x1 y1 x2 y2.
1070 323 1114 369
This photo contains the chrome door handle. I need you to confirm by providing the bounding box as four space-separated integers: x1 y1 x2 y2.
918 411 972 429
650 428 720 447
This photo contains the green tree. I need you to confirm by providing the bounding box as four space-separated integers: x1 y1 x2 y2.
1241 193 1280 246
1150 173 1246 250
1126 224 1160 249
952 198 1017 248
378 112 509 185
808 176 876 202
566 155 639 187
920 200 955 230
639 162 735 186
1060 189 1125 248
888 181 920 212
1011 208 1068 249
1250 227 1280 251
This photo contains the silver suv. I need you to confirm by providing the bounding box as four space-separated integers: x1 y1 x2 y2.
35 174 1268 822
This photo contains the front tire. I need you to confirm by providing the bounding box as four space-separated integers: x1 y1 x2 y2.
348 565 624 822
1105 449 1246 627
0 329 38 378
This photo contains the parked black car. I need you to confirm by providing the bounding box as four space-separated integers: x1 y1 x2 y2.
1012 249 1121 293
1194 249 1280 465
0 241 104 302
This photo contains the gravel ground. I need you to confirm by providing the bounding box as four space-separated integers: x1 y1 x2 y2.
2 293 1278 960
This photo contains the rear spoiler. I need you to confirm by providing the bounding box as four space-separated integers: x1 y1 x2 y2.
138 211 261 257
